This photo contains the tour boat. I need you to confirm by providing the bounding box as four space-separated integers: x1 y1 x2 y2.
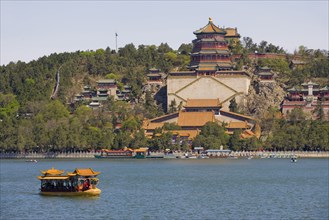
94 149 134 158
94 148 149 159
37 167 101 196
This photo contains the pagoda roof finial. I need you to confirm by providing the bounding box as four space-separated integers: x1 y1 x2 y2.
193 18 226 35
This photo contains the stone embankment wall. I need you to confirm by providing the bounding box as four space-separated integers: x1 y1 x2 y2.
230 151 329 158
0 151 96 159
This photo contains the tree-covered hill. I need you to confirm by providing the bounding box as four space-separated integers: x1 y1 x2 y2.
0 39 328 152
0 43 191 110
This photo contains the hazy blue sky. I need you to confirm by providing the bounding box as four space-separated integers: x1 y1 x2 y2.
1 1 328 65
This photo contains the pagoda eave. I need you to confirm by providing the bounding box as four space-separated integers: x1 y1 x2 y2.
191 51 230 55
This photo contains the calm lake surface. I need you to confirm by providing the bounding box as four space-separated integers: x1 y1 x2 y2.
0 158 328 220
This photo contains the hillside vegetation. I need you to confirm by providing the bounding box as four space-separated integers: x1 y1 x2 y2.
0 39 328 152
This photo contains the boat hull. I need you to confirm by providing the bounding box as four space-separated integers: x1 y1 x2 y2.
40 188 101 196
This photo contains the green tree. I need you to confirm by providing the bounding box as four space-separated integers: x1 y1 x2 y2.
168 99 177 113
0 93 20 119
85 126 102 149
178 43 192 55
312 100 324 121
228 129 241 151
113 130 132 149
129 129 147 149
192 122 229 150
158 43 173 53
287 108 306 123
242 37 257 52
0 117 17 152
163 122 181 130
42 100 70 121
122 116 139 133
17 119 35 152
99 124 114 150
143 90 160 118
229 97 238 113
66 117 84 151
105 73 120 80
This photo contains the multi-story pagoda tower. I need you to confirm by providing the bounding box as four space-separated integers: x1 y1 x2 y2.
189 18 233 73
167 18 249 112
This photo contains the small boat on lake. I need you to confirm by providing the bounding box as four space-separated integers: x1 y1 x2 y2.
37 167 101 196
26 159 37 163
291 155 297 163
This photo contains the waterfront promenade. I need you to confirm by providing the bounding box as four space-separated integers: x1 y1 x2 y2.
0 150 328 159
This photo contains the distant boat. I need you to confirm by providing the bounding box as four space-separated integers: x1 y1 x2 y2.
291 156 297 163
37 167 101 196
197 154 209 159
94 148 149 159
94 149 134 159
26 159 37 163
177 153 198 159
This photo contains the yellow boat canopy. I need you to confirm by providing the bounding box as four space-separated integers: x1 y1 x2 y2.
67 168 100 177
40 167 65 176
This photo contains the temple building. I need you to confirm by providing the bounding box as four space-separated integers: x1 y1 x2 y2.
142 98 260 143
97 79 117 97
189 18 233 72
144 68 166 94
167 18 250 111
255 67 275 81
146 68 165 83
184 98 221 115
224 27 241 44
73 79 132 108
281 81 329 119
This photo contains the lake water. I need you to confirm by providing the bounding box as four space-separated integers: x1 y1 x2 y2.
0 158 328 220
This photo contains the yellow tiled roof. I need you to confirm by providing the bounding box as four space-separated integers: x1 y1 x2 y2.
185 99 221 107
178 111 214 127
194 18 226 34
220 110 257 121
225 28 240 37
166 130 200 139
240 130 256 139
147 112 179 123
226 121 250 129
142 120 164 130
69 168 100 176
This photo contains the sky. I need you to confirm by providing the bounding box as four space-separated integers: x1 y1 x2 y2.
1 1 328 65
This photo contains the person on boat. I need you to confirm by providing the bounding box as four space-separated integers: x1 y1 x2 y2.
83 179 90 191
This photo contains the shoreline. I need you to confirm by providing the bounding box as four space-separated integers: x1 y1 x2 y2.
0 151 328 159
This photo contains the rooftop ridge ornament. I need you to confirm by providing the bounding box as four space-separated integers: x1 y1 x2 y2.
209 17 213 22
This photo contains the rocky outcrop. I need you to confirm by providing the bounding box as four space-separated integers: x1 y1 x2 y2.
245 78 286 119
